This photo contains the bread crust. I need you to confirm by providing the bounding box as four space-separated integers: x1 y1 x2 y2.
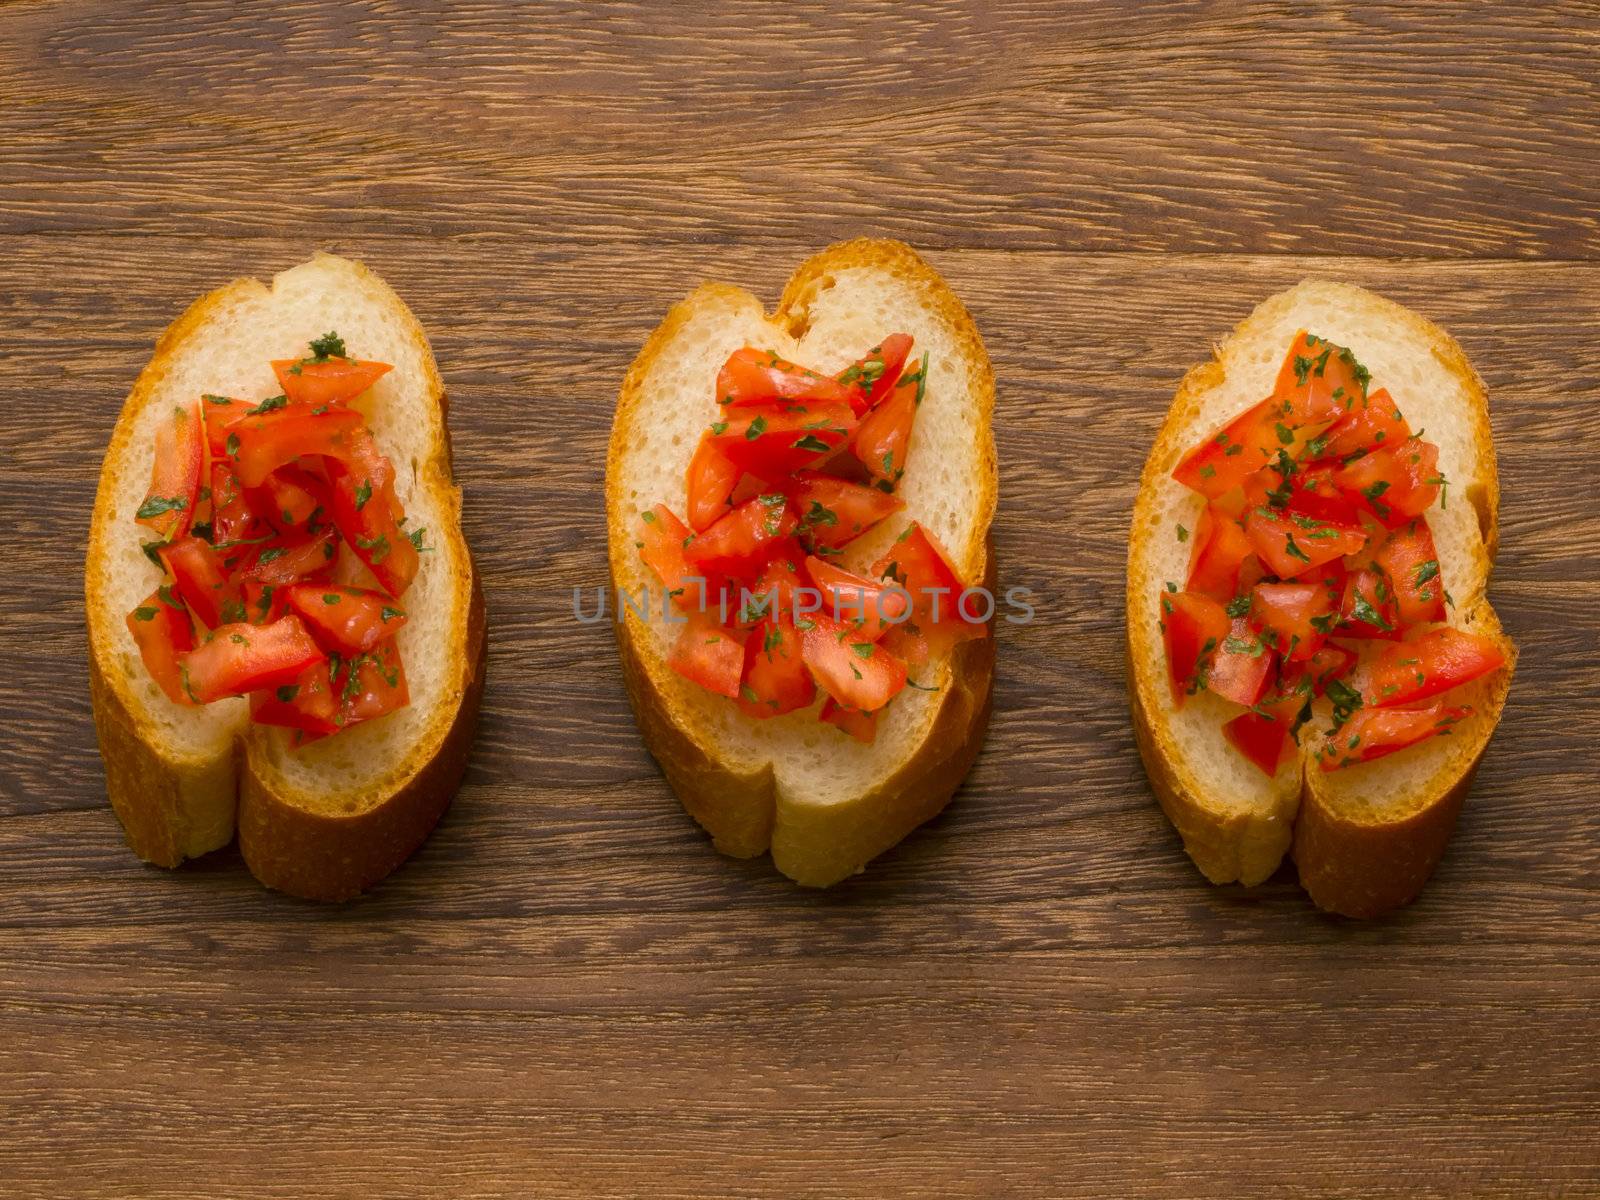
1128 281 1514 916
607 239 996 886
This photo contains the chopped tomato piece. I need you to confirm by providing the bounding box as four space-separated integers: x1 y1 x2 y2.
255 465 328 534
1206 616 1275 707
800 615 907 712
820 697 878 743
1374 519 1446 626
206 461 260 547
667 611 747 699
685 433 744 532
1251 580 1336 661
716 347 860 411
1334 438 1441 527
270 356 391 407
136 399 205 541
684 494 796 584
201 394 249 457
1319 702 1474 770
1337 567 1400 639
1280 642 1357 697
1160 589 1229 707
711 400 857 480
125 587 196 704
239 527 339 587
326 449 418 597
789 471 904 549
872 523 964 626
228 403 366 489
737 617 815 718
250 658 339 735
635 504 714 614
179 615 324 705
850 363 918 485
1274 461 1365 528
1363 627 1506 708
836 334 914 413
242 579 289 625
1271 331 1368 427
1173 397 1283 499
880 624 931 668
736 537 806 625
285 584 405 656
1244 506 1368 579
160 536 244 628
1185 505 1254 602
804 555 911 641
1317 386 1410 461
331 638 410 725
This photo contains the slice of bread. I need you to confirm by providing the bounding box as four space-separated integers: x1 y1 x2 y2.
85 253 486 901
1127 281 1515 917
606 240 997 886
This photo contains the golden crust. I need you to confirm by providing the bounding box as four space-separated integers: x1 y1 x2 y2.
605 239 997 886
1127 281 1515 916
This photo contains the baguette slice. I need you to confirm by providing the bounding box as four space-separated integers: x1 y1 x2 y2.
1128 281 1515 917
85 253 486 901
606 240 997 886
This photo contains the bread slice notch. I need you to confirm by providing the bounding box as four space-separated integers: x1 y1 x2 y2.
1128 281 1515 916
607 240 997 887
85 253 485 900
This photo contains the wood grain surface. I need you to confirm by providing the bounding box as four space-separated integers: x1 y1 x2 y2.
2 4 1598 1198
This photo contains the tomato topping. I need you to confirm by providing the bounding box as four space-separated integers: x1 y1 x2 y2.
684 495 796 583
239 527 339 587
326 450 418 597
737 617 815 718
820 697 878 743
737 537 806 625
800 615 908 712
1186 505 1255 602
125 587 196 705
1269 331 1367 436
1244 506 1366 579
206 461 259 548
1160 589 1229 707
1374 519 1446 626
836 334 914 413
284 584 405 656
1251 580 1335 662
255 465 327 534
270 352 391 407
850 358 920 484
160 536 243 628
1206 616 1275 707
1173 397 1283 499
242 580 289 625
1334 438 1441 527
1337 567 1400 639
1317 386 1410 461
804 555 911 642
179 615 324 705
716 347 860 411
636 504 712 614
136 400 205 541
1280 642 1357 698
1362 627 1506 708
201 395 249 457
1223 711 1288 775
1318 702 1474 771
711 400 858 480
250 658 340 735
226 403 364 489
330 638 410 726
667 611 747 699
789 471 904 550
685 433 743 532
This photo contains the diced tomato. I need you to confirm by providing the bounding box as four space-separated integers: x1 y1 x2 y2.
135 399 205 541
255 465 328 534
1160 589 1229 707
227 403 365 489
716 347 860 411
242 579 289 625
1280 462 1365 528
1251 580 1335 661
1244 506 1368 579
270 356 391 407
1374 519 1446 626
685 433 743 532
1334 438 1442 527
873 523 964 625
204 461 257 548
1269 330 1368 437
1186 505 1255 602
711 400 858 480
325 450 417 597
800 614 908 712
804 555 910 641
837 335 915 414
160 536 243 628
201 394 249 457
684 495 797 583
636 504 714 615
850 363 918 485
239 527 339 587
880 624 931 668
331 637 410 725
284 584 405 656
1318 702 1474 771
820 696 878 743
179 615 324 705
667 611 747 699
1206 616 1275 707
1318 386 1411 461
789 471 905 549
125 587 197 704
736 537 806 625
1220 683 1307 776
249 658 339 735
1337 567 1400 640
737 617 814 718
1280 642 1357 697
1173 397 1283 500
1363 627 1506 708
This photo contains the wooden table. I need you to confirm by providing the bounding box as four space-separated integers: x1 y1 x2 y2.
2 5 1596 1197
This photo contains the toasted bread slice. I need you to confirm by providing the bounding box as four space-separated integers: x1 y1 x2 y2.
1128 281 1515 917
85 253 485 901
606 240 997 886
